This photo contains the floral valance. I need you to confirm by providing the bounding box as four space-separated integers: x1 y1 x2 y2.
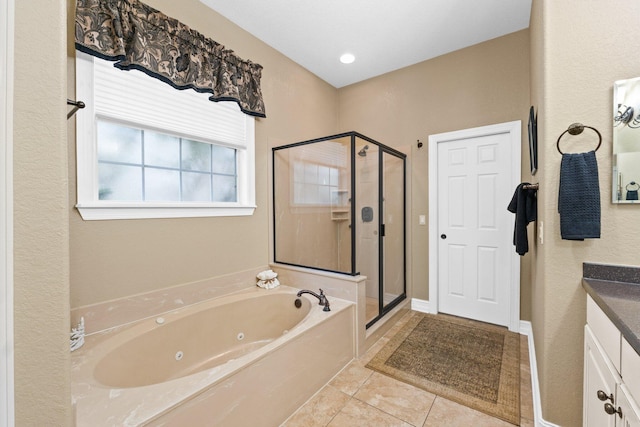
75 0 266 118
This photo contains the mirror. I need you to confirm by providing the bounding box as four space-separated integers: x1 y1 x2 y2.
613 76 640 203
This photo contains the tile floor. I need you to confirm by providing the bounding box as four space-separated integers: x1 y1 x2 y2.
282 310 535 427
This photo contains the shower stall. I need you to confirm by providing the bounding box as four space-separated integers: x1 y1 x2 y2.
272 132 406 328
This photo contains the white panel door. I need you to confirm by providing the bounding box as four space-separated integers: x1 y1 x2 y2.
436 130 513 326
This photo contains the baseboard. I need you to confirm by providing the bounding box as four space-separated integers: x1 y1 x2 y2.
411 298 430 313
519 321 561 427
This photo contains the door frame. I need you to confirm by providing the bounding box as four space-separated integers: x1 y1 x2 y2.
1 0 14 424
428 121 521 332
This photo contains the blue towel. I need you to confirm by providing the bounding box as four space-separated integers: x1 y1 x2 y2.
558 151 600 240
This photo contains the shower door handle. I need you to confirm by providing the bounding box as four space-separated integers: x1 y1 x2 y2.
380 224 385 237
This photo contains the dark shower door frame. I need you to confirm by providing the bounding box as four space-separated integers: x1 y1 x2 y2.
366 142 406 329
271 131 406 328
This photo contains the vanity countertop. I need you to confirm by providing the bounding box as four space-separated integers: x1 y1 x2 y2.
583 277 640 356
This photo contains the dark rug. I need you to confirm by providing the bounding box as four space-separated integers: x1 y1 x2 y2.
366 313 520 425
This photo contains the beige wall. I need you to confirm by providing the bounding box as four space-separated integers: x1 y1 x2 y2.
13 1 71 425
68 0 339 308
531 0 640 425
336 30 532 319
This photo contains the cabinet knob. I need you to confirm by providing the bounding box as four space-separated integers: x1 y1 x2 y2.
597 390 614 402
604 403 623 418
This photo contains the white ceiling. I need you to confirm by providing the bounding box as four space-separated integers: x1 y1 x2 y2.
200 0 532 88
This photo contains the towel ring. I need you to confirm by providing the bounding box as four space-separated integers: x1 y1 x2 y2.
556 123 602 154
626 181 640 191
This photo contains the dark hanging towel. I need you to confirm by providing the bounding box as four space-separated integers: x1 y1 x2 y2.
558 151 600 240
508 183 537 255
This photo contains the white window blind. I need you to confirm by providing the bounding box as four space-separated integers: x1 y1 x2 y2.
92 54 248 148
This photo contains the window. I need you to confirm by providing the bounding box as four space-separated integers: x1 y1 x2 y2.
285 139 349 208
97 121 238 203
75 52 255 220
292 161 339 205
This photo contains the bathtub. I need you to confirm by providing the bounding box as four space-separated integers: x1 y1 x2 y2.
72 285 355 426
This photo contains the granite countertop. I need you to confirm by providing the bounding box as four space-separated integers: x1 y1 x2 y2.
582 263 640 356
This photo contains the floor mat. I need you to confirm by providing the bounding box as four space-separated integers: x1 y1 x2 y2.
366 312 520 425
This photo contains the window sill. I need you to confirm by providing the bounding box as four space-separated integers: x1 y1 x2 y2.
76 202 256 220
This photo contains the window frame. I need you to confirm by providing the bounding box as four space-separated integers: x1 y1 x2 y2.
75 52 256 220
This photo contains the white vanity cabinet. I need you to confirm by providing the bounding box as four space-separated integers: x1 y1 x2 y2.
618 384 640 427
584 295 640 427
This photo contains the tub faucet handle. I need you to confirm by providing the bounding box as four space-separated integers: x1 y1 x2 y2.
319 289 330 312
319 288 326 301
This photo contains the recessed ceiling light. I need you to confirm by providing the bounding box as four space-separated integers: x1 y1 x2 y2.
340 53 355 64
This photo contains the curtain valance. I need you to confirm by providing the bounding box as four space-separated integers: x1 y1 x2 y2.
75 0 266 118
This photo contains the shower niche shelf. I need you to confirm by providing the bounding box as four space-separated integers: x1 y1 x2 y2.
331 189 350 221
331 210 349 221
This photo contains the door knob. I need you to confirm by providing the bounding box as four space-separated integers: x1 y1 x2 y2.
440 234 447 239
597 390 613 402
604 403 622 418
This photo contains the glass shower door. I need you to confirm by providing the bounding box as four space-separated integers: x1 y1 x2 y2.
364 145 406 329
381 150 405 314
355 140 380 325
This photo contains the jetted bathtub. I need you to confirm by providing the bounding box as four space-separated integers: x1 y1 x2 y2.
71 285 355 426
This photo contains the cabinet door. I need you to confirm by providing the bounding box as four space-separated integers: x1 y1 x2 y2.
584 326 620 427
618 384 640 427
621 337 640 406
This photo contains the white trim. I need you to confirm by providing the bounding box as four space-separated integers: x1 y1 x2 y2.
519 320 532 335
76 203 256 221
519 321 561 427
410 298 430 313
428 121 521 332
0 0 14 424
